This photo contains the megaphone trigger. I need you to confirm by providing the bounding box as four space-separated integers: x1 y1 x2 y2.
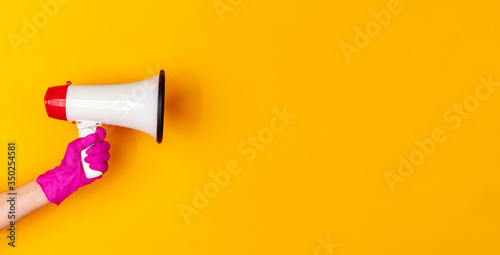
77 120 103 179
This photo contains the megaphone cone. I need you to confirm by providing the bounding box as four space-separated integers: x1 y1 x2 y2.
44 70 165 143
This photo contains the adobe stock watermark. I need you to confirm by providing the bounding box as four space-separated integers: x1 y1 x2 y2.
340 0 415 64
213 0 243 21
179 107 296 224
109 65 166 121
385 74 499 192
7 0 72 54
314 235 340 255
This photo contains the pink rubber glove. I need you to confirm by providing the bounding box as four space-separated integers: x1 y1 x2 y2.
37 127 110 205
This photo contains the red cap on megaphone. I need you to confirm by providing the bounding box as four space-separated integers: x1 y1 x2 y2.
44 85 68 121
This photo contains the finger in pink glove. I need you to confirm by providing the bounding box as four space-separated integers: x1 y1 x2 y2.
37 127 110 205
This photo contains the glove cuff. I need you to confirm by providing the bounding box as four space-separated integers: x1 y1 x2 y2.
36 167 75 205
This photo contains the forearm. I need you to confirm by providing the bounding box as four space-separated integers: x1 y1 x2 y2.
0 180 49 230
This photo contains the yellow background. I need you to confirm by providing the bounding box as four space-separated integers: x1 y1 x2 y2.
1 0 500 254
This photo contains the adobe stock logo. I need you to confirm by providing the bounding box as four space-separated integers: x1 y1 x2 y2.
179 107 295 224
339 0 406 64
385 74 499 192
213 0 243 21
7 0 71 53
314 235 340 255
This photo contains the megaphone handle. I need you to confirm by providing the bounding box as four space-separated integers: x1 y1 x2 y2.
78 127 103 179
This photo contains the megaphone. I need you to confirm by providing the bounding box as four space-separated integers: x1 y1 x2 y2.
44 70 165 178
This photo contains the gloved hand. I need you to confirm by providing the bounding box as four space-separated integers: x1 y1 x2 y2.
37 127 110 205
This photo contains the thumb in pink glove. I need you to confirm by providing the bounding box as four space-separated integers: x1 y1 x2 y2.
37 127 111 205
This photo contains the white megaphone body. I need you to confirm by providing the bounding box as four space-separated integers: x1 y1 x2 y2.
44 70 165 178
